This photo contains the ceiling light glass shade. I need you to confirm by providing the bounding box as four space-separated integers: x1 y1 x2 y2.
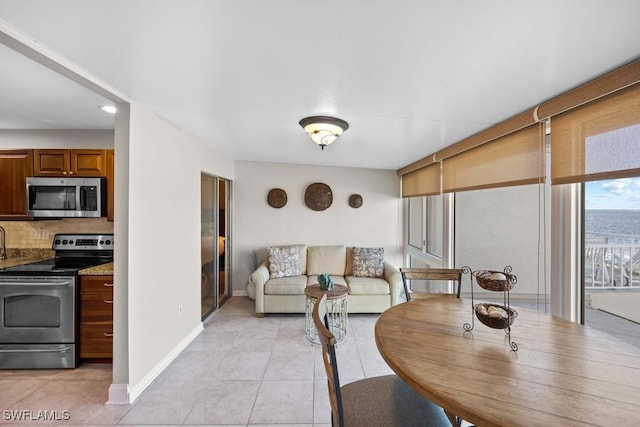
299 116 349 150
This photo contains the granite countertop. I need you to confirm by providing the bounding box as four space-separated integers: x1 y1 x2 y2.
79 262 113 275
0 248 113 275
0 248 54 269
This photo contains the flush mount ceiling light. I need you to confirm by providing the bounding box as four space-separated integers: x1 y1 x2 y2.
98 105 117 114
299 116 349 150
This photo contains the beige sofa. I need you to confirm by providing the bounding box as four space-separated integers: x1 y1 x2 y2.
248 245 403 317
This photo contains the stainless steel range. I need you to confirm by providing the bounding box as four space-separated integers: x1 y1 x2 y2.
0 233 113 369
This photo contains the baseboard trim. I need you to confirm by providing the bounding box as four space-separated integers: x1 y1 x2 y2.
127 323 204 404
106 383 131 405
233 289 248 297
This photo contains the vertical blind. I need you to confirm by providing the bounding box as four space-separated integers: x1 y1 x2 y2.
551 84 640 184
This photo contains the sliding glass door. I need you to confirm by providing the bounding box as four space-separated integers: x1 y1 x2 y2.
201 173 231 319
454 183 550 312
583 178 640 346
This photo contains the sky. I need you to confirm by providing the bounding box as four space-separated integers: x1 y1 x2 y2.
585 178 640 210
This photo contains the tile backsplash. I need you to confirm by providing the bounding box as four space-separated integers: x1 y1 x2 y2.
0 218 114 248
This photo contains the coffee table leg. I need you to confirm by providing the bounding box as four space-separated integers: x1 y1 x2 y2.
327 296 348 345
305 296 317 344
305 294 348 345
337 296 348 344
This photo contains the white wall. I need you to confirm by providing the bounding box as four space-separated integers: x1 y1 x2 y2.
0 129 114 148
232 161 403 291
125 104 233 397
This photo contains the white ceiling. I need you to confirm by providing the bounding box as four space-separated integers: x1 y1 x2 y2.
0 0 639 170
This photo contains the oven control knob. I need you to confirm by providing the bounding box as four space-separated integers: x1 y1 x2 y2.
69 240 74 245
99 240 104 245
62 240 68 244
106 240 111 245
55 239 61 245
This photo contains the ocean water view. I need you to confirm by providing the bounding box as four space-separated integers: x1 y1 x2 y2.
585 209 640 238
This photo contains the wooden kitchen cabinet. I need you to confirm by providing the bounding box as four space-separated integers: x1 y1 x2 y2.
0 149 33 218
80 325 114 359
79 275 113 360
34 149 107 177
107 149 114 221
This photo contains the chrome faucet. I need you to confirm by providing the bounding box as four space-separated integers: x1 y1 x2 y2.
0 226 6 260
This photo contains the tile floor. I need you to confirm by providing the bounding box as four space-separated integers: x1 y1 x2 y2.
1 297 638 426
0 297 393 426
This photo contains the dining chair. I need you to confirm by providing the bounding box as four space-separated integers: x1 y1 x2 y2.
312 293 451 427
398 269 472 427
400 267 466 301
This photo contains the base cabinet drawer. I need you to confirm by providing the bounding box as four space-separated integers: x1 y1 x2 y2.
79 275 114 292
79 274 114 360
79 325 113 359
80 293 113 322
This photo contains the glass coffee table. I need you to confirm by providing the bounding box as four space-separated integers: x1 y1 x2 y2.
304 284 348 345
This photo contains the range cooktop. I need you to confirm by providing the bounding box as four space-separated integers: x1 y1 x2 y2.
0 233 113 277
0 258 110 276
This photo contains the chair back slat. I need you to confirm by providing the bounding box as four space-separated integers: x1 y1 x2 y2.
401 268 462 281
312 293 344 427
400 267 464 301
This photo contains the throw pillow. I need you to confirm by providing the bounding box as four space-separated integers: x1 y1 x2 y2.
267 245 302 279
352 247 384 278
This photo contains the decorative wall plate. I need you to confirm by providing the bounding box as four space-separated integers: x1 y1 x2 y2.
349 194 363 208
305 183 333 211
267 188 287 208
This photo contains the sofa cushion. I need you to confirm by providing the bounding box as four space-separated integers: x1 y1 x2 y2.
307 275 347 286
264 275 307 295
352 247 385 278
307 245 347 276
345 247 354 276
346 276 390 295
267 245 302 279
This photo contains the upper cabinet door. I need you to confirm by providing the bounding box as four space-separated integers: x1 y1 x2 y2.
0 149 33 217
34 149 107 177
71 149 107 176
33 149 70 176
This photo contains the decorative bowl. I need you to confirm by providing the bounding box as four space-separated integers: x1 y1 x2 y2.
474 303 518 329
473 270 517 292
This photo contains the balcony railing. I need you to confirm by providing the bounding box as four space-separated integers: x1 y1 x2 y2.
585 234 640 289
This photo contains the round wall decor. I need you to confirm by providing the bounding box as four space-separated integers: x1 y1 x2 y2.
305 182 333 211
267 188 287 208
349 194 363 208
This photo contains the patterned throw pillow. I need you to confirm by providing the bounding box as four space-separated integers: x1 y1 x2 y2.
267 245 302 279
352 247 384 278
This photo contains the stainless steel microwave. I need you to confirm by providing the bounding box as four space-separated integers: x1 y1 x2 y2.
26 177 106 218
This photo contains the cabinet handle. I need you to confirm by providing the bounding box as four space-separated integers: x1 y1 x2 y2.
103 332 114 337
104 283 114 287
63 171 68 175
104 299 113 304
69 171 74 175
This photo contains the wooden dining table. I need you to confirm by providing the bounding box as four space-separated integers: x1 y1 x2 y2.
374 296 640 427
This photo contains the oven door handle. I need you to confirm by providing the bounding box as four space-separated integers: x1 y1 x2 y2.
0 346 71 353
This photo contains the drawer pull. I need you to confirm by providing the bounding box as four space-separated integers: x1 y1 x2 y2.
103 283 114 287
103 332 114 337
104 299 114 304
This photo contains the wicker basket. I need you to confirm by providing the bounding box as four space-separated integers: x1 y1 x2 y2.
473 270 516 292
474 303 518 329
